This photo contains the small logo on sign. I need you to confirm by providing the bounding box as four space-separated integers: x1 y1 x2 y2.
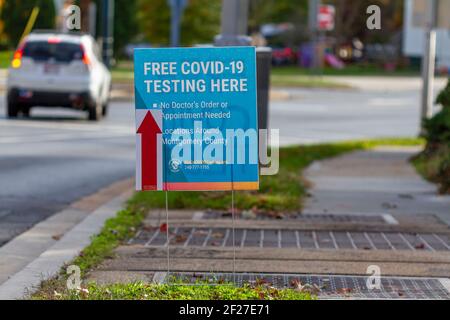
169 159 181 172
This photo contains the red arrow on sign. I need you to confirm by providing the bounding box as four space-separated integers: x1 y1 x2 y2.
137 111 161 190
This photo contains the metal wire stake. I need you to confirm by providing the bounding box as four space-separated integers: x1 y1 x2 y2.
165 191 170 285
231 189 236 285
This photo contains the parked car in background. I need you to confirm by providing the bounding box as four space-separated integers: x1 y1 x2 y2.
6 31 111 121
271 47 298 66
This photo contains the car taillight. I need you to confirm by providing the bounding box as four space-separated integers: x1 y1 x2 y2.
47 37 61 44
80 45 91 68
11 43 25 69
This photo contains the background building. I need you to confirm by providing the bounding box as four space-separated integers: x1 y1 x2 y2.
403 0 450 71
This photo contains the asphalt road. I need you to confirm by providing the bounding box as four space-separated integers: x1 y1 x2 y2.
272 87 443 146
0 81 445 247
0 99 135 246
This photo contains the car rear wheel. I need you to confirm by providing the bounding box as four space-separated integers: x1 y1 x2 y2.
22 107 31 117
88 100 102 121
7 101 19 118
102 102 109 117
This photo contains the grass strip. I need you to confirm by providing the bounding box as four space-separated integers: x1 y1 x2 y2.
47 282 313 300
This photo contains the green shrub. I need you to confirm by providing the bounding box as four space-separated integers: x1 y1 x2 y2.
423 107 450 144
436 79 450 108
423 79 450 144
415 78 450 193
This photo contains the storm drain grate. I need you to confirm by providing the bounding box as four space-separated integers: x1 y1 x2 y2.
200 211 396 224
162 272 450 299
130 227 450 251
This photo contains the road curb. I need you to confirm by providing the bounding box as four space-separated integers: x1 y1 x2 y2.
0 189 133 300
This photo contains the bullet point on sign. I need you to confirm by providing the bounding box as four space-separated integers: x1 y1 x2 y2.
153 103 158 108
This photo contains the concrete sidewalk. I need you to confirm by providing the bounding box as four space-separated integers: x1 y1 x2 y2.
0 179 133 299
324 76 447 92
304 146 450 225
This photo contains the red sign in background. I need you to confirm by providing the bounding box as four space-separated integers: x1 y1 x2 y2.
318 5 335 31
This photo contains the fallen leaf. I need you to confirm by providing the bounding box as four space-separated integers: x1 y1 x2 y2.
79 288 89 296
142 224 156 232
212 232 224 238
255 278 270 286
290 278 301 288
52 234 63 241
337 288 352 294
159 223 168 233
293 281 321 294
415 243 425 250
174 235 187 243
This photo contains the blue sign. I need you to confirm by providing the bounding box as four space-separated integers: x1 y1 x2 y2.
134 47 259 191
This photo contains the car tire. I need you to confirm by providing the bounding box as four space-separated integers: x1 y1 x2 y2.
22 107 31 117
88 99 102 121
102 102 108 117
7 101 19 118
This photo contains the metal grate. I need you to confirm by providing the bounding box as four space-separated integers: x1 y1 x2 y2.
163 272 450 299
130 227 450 251
200 211 395 224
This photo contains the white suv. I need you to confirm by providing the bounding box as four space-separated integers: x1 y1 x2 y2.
6 31 111 121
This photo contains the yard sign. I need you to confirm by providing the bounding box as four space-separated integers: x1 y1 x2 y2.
134 47 259 191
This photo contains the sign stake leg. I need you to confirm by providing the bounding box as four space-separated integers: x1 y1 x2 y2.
165 191 170 284
231 189 236 285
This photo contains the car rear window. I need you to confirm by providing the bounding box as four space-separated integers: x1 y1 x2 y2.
22 41 83 63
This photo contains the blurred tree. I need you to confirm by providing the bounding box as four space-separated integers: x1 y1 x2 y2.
248 0 309 46
137 0 221 46
90 0 139 57
0 0 56 48
113 0 139 56
249 0 308 30
327 0 404 45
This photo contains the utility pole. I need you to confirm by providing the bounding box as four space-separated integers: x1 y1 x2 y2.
168 0 187 47
214 0 251 46
421 0 438 126
102 0 114 69
214 0 271 132
308 0 321 72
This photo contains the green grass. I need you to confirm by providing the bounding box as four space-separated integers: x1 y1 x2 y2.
70 208 145 276
41 282 313 300
33 137 423 300
0 50 12 69
112 67 134 82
